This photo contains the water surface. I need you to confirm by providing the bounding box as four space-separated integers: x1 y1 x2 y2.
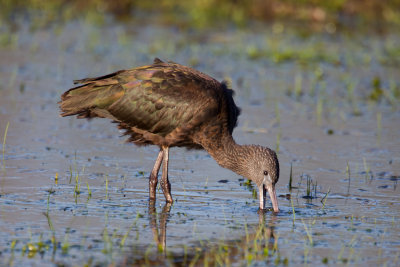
0 21 399 266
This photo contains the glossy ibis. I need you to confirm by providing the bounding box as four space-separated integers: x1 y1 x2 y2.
59 58 279 212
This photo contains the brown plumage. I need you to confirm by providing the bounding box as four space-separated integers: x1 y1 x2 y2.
59 58 279 212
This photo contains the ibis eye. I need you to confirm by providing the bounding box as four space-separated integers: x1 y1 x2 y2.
263 171 268 176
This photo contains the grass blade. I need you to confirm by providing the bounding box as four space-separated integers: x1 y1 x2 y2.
2 121 10 171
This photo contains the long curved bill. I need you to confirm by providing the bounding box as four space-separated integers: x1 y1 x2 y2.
267 184 279 213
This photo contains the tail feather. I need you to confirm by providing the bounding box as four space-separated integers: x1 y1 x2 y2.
59 71 126 119
73 70 125 84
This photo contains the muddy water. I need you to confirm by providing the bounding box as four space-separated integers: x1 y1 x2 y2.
0 21 399 266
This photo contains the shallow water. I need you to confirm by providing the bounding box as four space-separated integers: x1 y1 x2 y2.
0 21 399 266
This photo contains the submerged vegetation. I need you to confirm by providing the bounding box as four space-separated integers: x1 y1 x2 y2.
1 121 9 172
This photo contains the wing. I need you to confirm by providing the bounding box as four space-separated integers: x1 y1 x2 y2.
60 58 227 147
110 59 226 146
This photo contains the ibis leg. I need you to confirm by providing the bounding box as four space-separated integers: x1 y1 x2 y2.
160 146 173 203
149 149 163 201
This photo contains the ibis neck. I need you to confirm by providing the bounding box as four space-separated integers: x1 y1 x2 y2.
201 134 249 178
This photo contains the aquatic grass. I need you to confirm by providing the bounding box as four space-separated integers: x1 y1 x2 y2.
295 174 304 199
345 77 362 116
346 162 351 195
337 234 358 264
23 241 39 258
183 244 188 266
314 180 317 198
79 222 91 258
0 31 11 48
246 45 263 60
69 152 81 184
349 214 355 231
389 80 400 100
380 43 400 66
86 181 92 199
7 239 17 266
252 187 257 199
304 174 317 199
290 196 296 226
294 73 303 100
337 244 345 264
2 121 9 172
369 76 383 102
61 231 70 255
242 179 258 200
21 229 52 259
105 174 109 200
69 165 73 184
120 212 140 249
346 235 357 264
316 96 323 126
288 163 293 191
301 219 314 246
214 242 229 266
74 166 84 198
320 188 330 211
10 238 17 251
309 66 324 97
362 158 372 182
46 189 53 214
267 44 339 65
101 212 117 258
218 221 286 265
189 249 201 267
306 176 311 197
103 228 118 256
43 196 57 257
36 234 48 255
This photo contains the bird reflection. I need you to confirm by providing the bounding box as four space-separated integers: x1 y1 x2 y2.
254 210 277 253
146 201 277 262
148 200 171 253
